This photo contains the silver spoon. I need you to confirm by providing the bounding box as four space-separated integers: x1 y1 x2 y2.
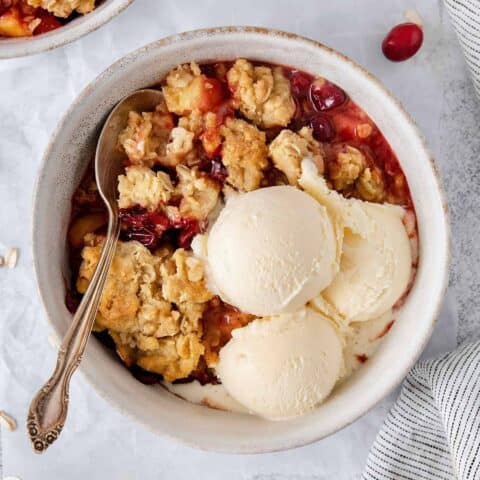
27 89 164 453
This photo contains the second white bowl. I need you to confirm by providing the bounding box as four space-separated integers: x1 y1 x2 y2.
0 0 133 59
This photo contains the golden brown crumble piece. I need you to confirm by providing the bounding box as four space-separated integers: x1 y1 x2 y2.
165 127 196 165
162 62 224 115
201 111 223 156
160 248 214 304
220 118 269 191
355 166 386 202
137 284 181 337
109 331 205 382
27 0 95 17
162 63 202 115
177 301 205 335
135 333 204 382
178 110 223 157
117 166 174 211
118 103 174 168
226 59 296 128
178 109 204 137
76 235 207 381
175 165 220 220
77 235 159 333
269 127 324 185
108 331 137 367
328 145 367 191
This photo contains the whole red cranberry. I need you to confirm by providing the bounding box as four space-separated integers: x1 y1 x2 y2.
382 23 423 62
310 114 336 142
310 78 346 111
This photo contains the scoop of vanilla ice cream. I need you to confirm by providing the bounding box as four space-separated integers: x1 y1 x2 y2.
216 308 343 420
206 186 339 316
300 159 412 322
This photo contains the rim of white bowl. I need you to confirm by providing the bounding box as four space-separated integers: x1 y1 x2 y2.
32 26 451 454
0 0 134 59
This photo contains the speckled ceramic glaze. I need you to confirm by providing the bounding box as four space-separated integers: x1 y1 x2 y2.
32 27 450 453
0 0 133 59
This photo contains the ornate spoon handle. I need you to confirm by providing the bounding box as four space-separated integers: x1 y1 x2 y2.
27 218 119 453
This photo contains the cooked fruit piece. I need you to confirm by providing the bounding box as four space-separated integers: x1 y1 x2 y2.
33 13 62 34
0 7 33 37
162 62 225 115
309 77 347 111
68 212 107 248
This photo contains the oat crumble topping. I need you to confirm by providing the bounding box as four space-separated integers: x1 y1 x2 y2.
76 234 211 381
328 145 367 191
227 59 295 128
269 127 324 185
220 117 269 191
118 166 174 211
118 104 174 168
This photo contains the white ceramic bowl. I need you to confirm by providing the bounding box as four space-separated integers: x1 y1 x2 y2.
0 0 133 59
33 27 450 453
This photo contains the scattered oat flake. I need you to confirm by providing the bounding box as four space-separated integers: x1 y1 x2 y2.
5 248 18 268
404 8 423 27
0 410 17 431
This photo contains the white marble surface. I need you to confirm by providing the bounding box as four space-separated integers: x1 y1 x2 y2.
0 0 478 478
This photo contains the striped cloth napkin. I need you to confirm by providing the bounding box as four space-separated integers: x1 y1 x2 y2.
363 342 480 479
444 0 480 97
363 3 480 478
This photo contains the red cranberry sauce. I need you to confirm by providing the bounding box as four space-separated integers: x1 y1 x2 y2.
34 11 63 34
119 207 201 250
201 297 256 366
283 65 413 207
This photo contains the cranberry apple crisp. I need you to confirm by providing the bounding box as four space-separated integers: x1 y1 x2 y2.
66 59 418 416
0 0 95 37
